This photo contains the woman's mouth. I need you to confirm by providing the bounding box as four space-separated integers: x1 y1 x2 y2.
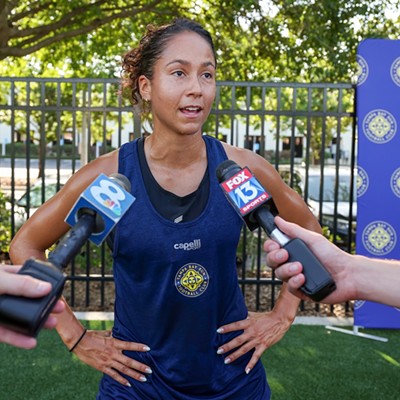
180 106 202 115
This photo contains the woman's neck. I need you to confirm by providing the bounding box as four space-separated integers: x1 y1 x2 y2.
144 131 205 167
142 132 208 197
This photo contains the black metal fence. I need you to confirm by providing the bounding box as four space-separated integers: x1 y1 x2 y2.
0 77 356 316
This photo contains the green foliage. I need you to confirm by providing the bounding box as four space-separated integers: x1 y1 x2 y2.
1 0 399 82
2 142 116 159
0 191 11 254
0 79 125 148
0 0 398 160
72 243 114 273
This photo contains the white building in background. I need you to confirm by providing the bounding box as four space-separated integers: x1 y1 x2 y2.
0 116 355 166
215 119 355 165
0 122 11 156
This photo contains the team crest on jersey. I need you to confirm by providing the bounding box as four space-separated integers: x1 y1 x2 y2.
175 263 209 298
362 109 397 144
356 166 369 198
362 221 396 256
390 57 400 87
356 55 368 86
390 167 400 198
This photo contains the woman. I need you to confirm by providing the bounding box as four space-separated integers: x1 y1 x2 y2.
10 18 321 399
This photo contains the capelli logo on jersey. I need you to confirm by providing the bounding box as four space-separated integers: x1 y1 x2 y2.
174 239 201 251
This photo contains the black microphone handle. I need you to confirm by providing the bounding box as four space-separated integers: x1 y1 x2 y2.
250 205 276 234
48 211 96 269
253 207 336 302
283 238 336 302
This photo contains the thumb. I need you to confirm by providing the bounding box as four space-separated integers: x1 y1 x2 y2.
274 216 316 246
1 271 52 297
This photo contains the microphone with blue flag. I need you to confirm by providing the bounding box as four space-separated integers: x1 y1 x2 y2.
0 173 135 337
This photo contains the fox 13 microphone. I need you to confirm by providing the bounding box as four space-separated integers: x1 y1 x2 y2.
0 173 135 337
216 160 336 302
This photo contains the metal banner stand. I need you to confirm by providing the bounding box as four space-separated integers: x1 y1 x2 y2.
324 324 388 342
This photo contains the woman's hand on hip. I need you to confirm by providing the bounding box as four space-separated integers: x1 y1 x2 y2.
72 330 152 386
216 311 291 374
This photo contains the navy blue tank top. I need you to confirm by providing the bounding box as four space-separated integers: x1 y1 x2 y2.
97 135 270 399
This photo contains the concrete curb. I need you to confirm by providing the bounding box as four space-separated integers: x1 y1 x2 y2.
294 316 353 326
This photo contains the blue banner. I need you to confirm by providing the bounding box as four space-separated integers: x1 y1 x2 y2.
355 39 400 328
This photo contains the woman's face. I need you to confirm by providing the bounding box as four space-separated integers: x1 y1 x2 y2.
140 31 216 137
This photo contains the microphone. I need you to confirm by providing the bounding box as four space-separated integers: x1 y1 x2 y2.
64 173 133 246
216 160 336 302
0 173 135 337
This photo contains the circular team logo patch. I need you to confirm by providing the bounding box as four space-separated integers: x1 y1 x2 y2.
362 109 397 144
356 55 368 86
362 221 396 256
175 263 209 298
390 167 400 198
356 166 369 198
390 57 400 87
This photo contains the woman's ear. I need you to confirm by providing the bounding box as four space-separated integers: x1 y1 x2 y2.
138 75 151 101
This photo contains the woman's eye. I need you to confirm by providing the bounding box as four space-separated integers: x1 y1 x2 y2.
203 72 213 79
173 71 184 77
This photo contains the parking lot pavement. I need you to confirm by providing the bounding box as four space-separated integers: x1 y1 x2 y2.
0 158 78 196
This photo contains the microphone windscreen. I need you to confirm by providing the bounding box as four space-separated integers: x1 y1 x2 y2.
216 160 240 182
109 173 131 192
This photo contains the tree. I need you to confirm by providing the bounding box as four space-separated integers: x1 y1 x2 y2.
1 0 399 167
1 0 399 81
0 0 173 60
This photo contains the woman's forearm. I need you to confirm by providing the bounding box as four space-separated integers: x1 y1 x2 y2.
271 282 301 323
55 297 85 349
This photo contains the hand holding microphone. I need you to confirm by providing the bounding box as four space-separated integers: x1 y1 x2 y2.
216 160 336 302
0 173 135 337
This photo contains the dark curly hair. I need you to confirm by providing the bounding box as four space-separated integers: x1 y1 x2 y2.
121 18 216 108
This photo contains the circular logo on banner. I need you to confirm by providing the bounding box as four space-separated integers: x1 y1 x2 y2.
356 55 368 85
175 263 209 298
362 221 396 256
390 167 400 198
390 57 400 87
362 109 397 144
356 166 369 197
354 300 365 310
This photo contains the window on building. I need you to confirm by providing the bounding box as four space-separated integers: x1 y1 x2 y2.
282 137 303 158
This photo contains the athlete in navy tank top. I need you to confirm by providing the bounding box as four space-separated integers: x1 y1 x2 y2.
8 18 323 397
96 135 271 399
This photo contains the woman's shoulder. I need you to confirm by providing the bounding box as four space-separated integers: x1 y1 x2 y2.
221 142 272 170
65 149 119 189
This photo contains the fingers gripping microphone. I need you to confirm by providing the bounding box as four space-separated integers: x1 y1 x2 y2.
216 160 336 302
0 173 135 337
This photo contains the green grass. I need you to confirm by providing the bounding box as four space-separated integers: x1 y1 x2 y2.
264 325 400 399
0 322 399 399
